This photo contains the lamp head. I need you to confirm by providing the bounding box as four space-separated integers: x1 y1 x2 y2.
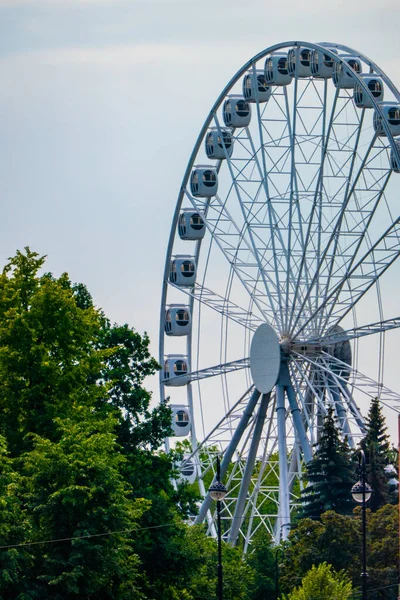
351 480 372 503
209 481 228 501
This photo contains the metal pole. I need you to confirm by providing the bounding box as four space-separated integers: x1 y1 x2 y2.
216 456 223 600
360 450 367 600
275 549 280 600
398 414 400 600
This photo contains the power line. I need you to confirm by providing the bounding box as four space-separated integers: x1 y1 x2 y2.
0 522 178 551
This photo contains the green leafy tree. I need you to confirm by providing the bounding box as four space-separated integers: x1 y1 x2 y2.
245 530 276 600
279 511 360 593
284 562 353 600
0 435 33 598
19 411 149 599
367 504 398 599
299 406 355 519
361 397 397 511
279 506 398 599
0 249 183 597
0 249 105 453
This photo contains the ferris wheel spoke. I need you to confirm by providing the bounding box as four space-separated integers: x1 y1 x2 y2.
185 188 279 324
211 115 285 327
181 357 250 384
295 217 400 337
302 350 400 414
318 168 393 333
288 83 341 331
291 100 368 335
168 279 263 330
234 113 290 326
228 392 271 545
304 316 400 345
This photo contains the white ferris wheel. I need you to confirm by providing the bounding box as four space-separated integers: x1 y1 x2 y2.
159 41 400 551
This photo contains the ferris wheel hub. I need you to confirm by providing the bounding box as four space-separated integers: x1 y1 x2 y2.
249 323 281 393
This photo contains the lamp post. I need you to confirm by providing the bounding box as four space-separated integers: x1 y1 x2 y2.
351 449 372 600
208 455 228 600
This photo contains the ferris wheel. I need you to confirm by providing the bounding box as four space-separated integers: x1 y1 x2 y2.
159 41 400 551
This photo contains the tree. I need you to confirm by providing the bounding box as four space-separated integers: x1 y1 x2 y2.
0 249 105 454
279 511 360 593
284 562 353 600
360 397 397 511
0 435 32 598
19 410 149 599
279 506 398 599
244 530 276 600
299 406 355 519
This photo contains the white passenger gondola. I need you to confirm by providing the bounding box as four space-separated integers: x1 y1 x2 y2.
264 53 291 86
223 95 251 128
178 209 206 240
190 166 218 197
390 139 400 172
165 304 191 336
242 70 272 103
333 55 362 89
178 455 196 484
170 404 191 436
354 75 384 108
205 128 234 159
287 47 312 78
373 102 400 137
310 48 338 79
163 355 190 387
169 255 196 287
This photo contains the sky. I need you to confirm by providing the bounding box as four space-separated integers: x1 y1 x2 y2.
1 0 400 441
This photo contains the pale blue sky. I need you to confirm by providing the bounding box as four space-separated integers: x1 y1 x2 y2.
1 0 400 439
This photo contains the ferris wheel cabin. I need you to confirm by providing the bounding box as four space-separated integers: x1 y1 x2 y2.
373 103 400 136
165 304 191 336
287 47 312 78
354 75 384 108
170 404 191 436
264 53 292 86
205 128 234 159
163 355 190 387
190 166 218 197
333 55 362 89
169 255 196 287
390 139 400 172
223 96 252 127
178 209 206 240
310 48 338 78
178 456 196 484
242 70 272 103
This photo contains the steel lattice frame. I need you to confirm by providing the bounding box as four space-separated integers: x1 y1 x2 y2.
159 41 400 552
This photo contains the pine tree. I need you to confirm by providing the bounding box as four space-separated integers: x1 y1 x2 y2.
299 407 355 519
360 397 397 511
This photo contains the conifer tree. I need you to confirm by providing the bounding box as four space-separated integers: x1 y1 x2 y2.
299 407 355 519
360 397 397 511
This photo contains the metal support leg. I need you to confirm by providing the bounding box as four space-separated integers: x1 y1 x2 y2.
228 392 270 546
195 388 261 524
276 384 291 541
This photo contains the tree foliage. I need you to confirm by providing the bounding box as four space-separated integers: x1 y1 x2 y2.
279 506 398 599
361 397 397 511
284 562 353 600
299 407 355 519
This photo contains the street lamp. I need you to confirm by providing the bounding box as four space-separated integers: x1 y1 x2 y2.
208 455 228 600
351 449 372 600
